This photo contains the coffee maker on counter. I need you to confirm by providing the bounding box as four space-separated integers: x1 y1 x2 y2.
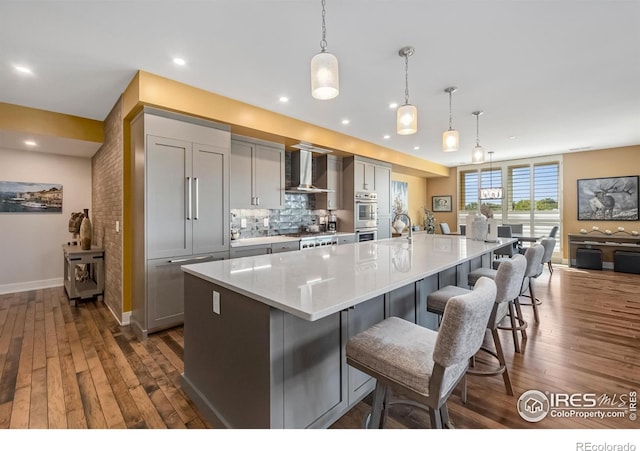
327 213 338 233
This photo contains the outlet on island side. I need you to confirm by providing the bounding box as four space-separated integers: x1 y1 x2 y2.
212 291 220 315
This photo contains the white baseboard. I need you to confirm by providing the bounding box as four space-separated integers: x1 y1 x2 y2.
0 278 63 295
102 299 131 326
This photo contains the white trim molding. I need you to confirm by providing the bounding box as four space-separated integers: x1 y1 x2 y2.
0 278 63 295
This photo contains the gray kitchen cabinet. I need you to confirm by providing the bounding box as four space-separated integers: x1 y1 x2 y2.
230 244 271 259
314 155 342 210
375 164 392 217
230 136 285 209
130 109 230 338
346 295 385 405
147 253 226 331
270 241 300 253
377 216 391 240
354 159 376 192
147 136 228 259
337 234 355 245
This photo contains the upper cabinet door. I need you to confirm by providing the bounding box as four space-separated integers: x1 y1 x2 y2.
253 144 284 209
146 135 193 259
192 143 228 255
230 140 255 209
374 165 392 216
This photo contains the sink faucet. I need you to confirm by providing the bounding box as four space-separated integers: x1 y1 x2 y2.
392 213 413 243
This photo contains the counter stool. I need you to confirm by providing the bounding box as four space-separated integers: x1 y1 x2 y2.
346 278 497 429
517 242 545 324
427 255 527 401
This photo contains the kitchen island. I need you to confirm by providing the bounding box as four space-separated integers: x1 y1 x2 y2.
181 233 514 428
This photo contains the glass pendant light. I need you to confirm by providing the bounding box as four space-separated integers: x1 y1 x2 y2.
471 110 485 164
311 0 339 100
442 87 459 152
397 46 417 135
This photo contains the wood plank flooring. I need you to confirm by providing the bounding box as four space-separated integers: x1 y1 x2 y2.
0 265 638 429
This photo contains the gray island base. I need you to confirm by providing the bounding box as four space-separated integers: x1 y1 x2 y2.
180 234 514 428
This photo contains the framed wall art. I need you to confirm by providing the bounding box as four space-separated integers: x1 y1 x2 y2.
0 181 63 213
432 195 452 212
577 175 638 221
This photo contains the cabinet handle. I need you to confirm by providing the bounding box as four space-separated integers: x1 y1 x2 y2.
328 199 332 208
194 177 199 220
169 255 212 264
186 177 192 220
256 197 260 206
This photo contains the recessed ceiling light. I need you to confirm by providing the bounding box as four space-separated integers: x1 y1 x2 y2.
279 96 289 103
341 119 350 125
509 136 516 140
413 146 420 150
383 135 391 140
14 65 32 74
24 140 37 146
388 102 398 109
173 57 186 66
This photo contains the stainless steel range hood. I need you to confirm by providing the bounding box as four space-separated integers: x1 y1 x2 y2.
286 145 334 193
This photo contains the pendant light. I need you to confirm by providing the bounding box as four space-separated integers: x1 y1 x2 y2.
397 46 417 135
480 151 504 199
471 110 485 164
442 87 459 152
311 0 339 100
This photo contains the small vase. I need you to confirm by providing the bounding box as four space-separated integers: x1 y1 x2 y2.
393 219 406 234
79 208 92 250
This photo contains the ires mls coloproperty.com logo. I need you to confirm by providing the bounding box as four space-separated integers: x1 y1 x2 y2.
517 389 637 423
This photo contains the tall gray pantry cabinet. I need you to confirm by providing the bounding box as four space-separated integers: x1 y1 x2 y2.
130 110 230 338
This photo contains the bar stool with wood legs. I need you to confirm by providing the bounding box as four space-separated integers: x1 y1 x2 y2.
517 242 546 324
427 255 527 401
346 277 497 429
467 244 544 352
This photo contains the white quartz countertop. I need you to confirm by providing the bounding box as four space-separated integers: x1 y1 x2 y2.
183 234 515 321
229 232 355 248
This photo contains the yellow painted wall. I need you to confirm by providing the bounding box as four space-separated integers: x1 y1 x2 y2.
391 173 428 227
562 145 640 259
427 173 459 233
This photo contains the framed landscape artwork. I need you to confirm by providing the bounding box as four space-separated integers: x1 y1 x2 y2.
432 195 452 212
0 181 63 213
577 175 638 221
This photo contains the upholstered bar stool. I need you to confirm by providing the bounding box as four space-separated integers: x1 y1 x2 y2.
427 255 527 400
468 245 544 352
346 278 497 429
518 241 546 324
540 236 556 274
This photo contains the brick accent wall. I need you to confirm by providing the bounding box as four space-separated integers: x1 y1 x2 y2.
92 97 123 321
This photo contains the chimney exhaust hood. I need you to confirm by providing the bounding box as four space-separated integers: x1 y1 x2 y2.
286 143 334 193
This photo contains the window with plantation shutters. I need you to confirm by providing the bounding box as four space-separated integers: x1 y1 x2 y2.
458 157 561 253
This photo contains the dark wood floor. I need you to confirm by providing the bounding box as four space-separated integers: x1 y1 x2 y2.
0 264 638 429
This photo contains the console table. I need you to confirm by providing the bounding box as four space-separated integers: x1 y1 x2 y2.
568 233 640 270
63 244 105 304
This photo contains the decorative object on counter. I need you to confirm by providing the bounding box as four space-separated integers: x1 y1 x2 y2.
465 211 477 240
577 175 638 221
471 110 485 164
480 202 494 219
470 216 488 241
310 0 339 100
79 208 92 250
396 46 417 135
392 213 413 243
230 228 240 240
68 211 84 245
423 208 436 234
486 218 498 242
432 195 452 212
442 87 459 152
579 227 640 237
392 217 406 234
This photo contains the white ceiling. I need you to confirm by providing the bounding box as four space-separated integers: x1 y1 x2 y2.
1 0 639 166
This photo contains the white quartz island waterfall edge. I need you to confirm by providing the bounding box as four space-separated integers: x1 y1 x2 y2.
180 234 516 429
182 234 515 321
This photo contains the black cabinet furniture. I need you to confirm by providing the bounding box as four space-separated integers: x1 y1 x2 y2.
613 250 640 274
575 248 603 270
